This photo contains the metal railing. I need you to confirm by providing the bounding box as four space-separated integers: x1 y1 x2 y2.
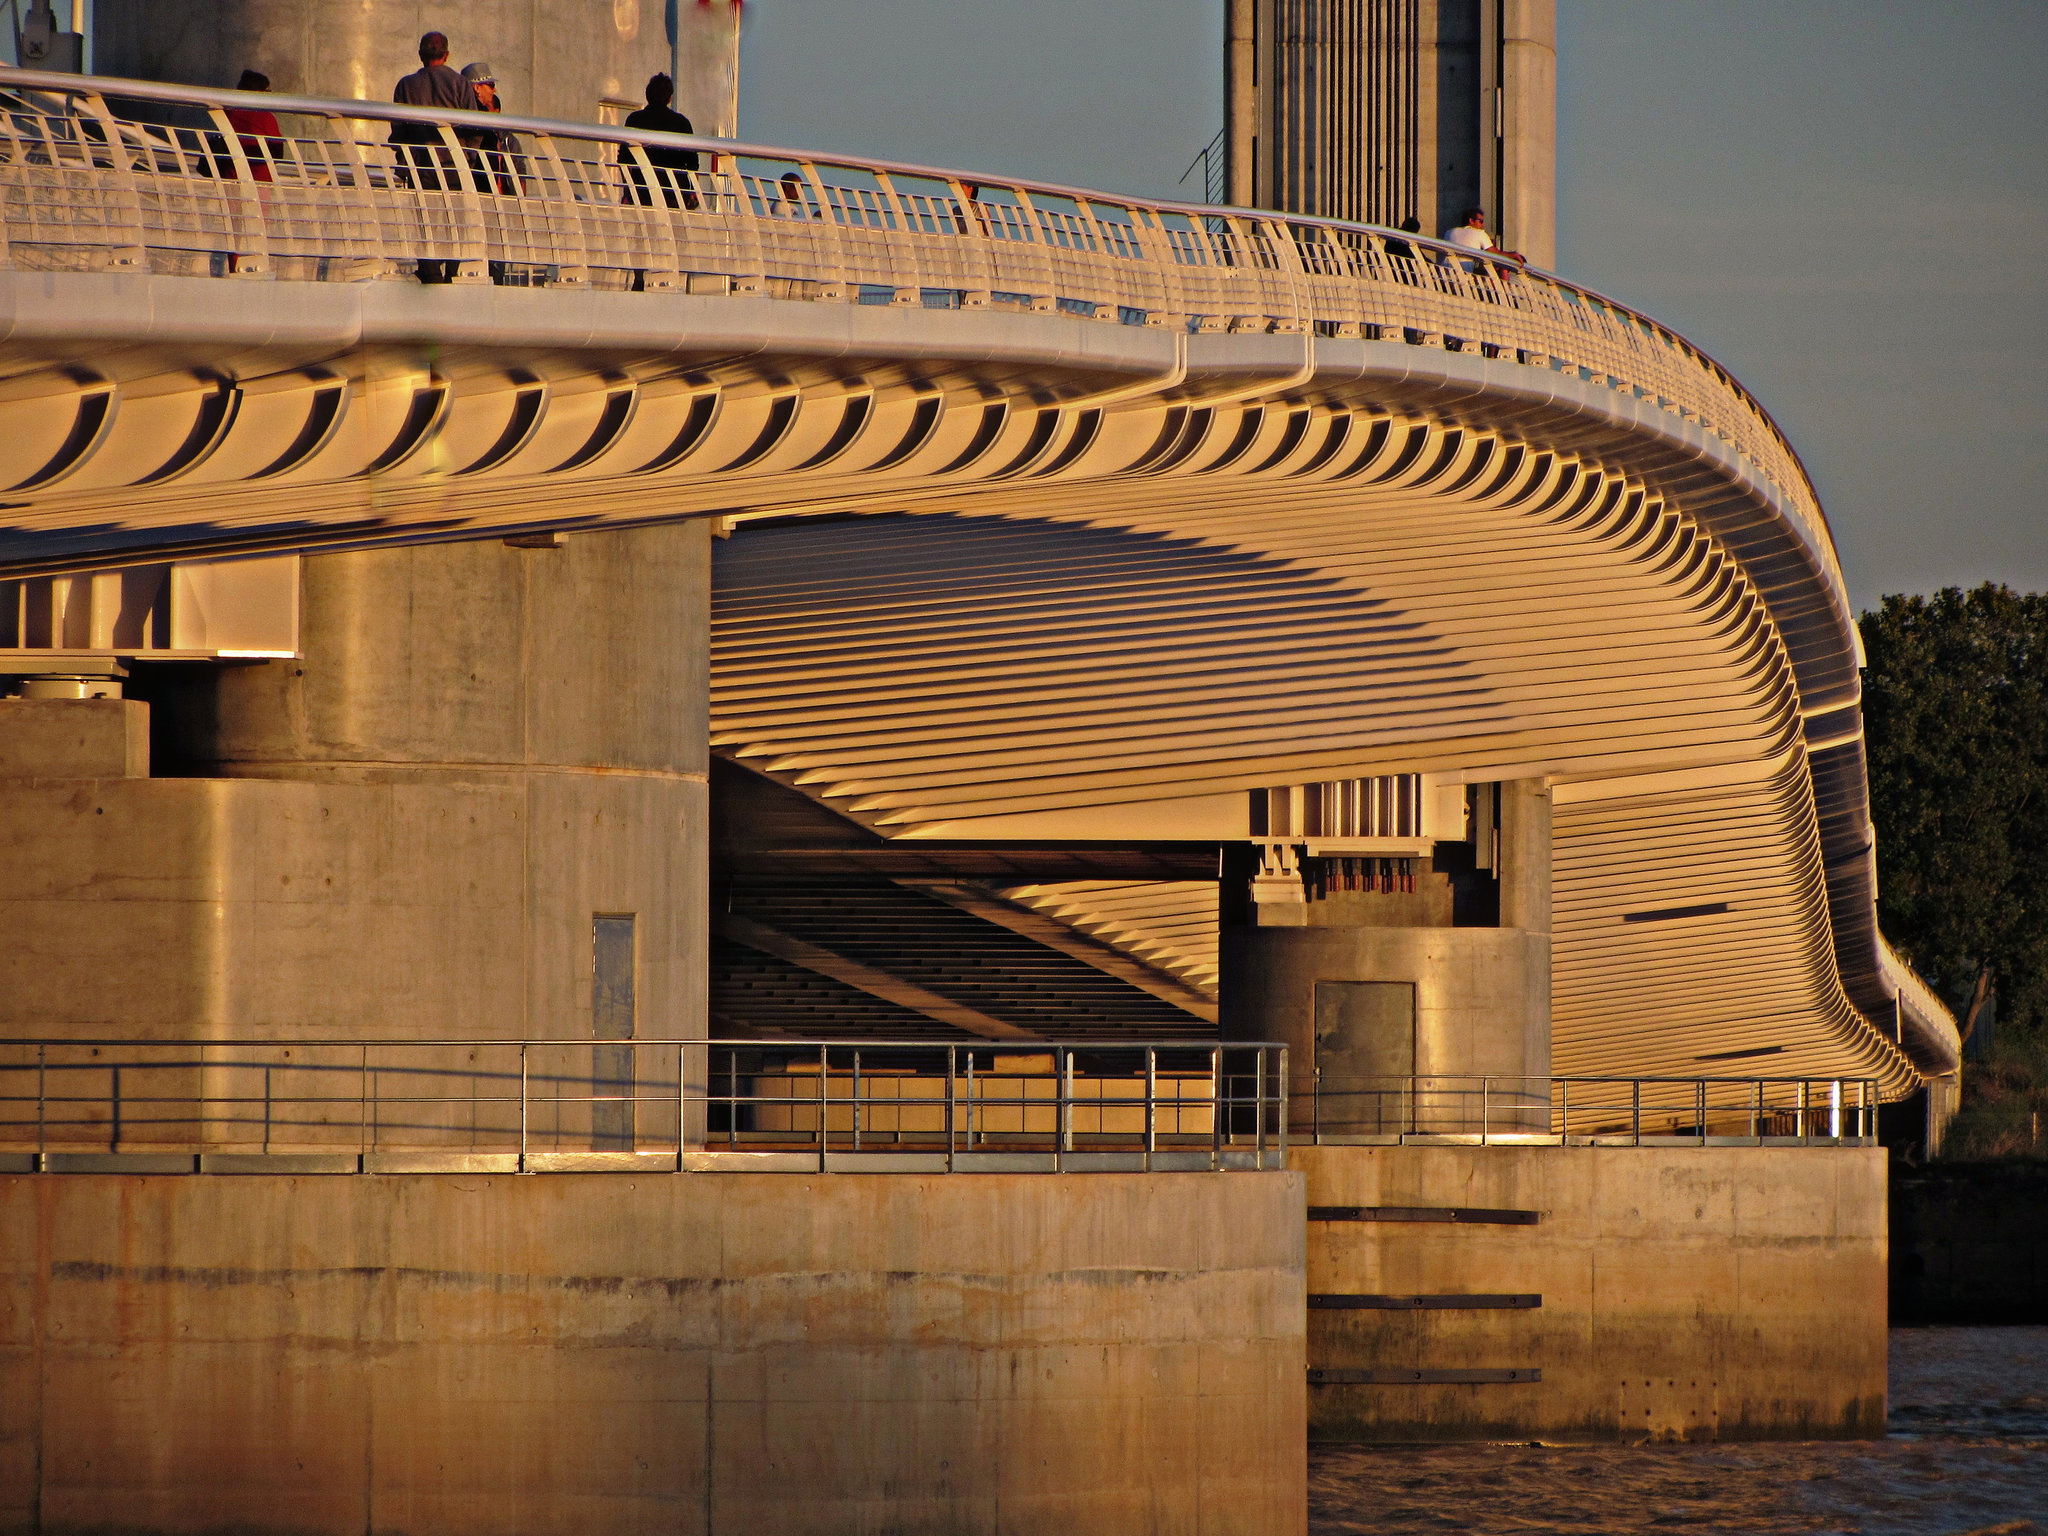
0 67 1828 579
0 1037 1288 1173
1301 1074 1880 1146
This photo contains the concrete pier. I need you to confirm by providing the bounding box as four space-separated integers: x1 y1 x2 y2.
1223 781 1553 1135
0 1170 1307 1536
1297 1144 1887 1442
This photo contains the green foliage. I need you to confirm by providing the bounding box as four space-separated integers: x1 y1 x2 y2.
1942 1036 2048 1160
1859 584 2048 1043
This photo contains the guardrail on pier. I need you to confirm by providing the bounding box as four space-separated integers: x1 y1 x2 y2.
1302 1073 1881 1146
0 1037 1288 1174
0 1038 1882 1173
0 67 1829 578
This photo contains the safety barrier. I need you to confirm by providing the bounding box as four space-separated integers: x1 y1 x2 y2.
1302 1073 1881 1146
0 1036 1288 1173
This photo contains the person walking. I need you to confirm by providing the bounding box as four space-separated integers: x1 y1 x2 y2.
622 73 698 209
391 31 479 281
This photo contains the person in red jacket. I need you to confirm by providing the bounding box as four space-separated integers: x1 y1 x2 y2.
223 68 282 182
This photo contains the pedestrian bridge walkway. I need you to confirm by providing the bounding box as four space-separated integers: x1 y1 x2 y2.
0 68 1958 1100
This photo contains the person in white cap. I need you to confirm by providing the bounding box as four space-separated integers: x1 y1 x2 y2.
459 61 521 195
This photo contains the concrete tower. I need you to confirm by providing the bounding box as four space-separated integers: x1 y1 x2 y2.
91 0 674 123
1225 0 1556 267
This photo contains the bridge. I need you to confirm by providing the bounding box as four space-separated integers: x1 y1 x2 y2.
0 64 1950 1530
0 67 1955 1095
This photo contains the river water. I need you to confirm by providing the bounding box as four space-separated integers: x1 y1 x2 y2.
1308 1327 2048 1536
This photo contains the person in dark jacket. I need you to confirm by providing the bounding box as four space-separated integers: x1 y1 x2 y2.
622 73 698 209
459 61 520 195
390 32 479 279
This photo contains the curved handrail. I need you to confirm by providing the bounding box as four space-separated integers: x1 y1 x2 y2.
0 66 1837 591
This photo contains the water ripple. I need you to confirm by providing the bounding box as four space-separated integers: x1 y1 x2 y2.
1309 1328 2048 1536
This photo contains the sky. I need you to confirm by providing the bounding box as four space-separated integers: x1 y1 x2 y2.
735 1 2048 614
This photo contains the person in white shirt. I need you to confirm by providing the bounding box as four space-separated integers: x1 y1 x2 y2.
1440 206 1525 276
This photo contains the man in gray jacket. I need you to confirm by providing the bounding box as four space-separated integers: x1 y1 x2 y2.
391 31 478 280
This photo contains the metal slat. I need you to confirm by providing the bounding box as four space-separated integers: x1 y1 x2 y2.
1308 1293 1540 1310
1309 1367 1541 1384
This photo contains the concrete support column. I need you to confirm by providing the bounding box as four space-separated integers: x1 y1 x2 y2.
1499 0 1557 268
1221 0 1554 266
672 0 741 138
2 524 711 1054
1221 779 1551 1137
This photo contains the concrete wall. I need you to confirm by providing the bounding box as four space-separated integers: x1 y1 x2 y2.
0 525 710 1043
1297 1144 1887 1442
94 0 673 125
0 1169 1307 1536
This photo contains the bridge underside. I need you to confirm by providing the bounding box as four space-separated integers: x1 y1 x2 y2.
0 273 1953 1096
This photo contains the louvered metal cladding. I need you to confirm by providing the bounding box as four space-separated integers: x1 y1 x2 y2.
709 458 1931 1095
1252 774 1423 838
1262 0 1424 225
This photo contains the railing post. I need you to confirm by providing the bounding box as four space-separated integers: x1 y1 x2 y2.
1276 1046 1289 1167
1053 1046 1067 1172
1245 1048 1261 1163
945 1045 957 1172
327 109 403 279
817 1043 829 1172
676 1042 687 1171
263 1064 273 1153
1829 1079 1842 1141
1799 1079 1810 1145
618 142 683 288
72 93 150 271
518 1043 528 1171
1144 1046 1156 1172
109 1064 120 1152
1696 1078 1707 1145
1481 1075 1489 1146
797 159 854 297
36 1044 46 1163
1631 1077 1641 1144
437 120 491 284
731 1047 743 1150
200 102 273 276
1560 1076 1569 1143
851 1047 861 1152
1209 1045 1222 1171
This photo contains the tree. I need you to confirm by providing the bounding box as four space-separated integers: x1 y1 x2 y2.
1860 585 2048 1045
